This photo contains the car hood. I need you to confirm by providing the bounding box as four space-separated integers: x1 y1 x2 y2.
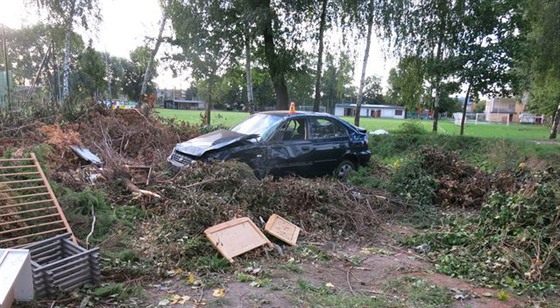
174 129 258 157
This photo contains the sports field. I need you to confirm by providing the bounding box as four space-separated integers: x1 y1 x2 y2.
155 108 551 140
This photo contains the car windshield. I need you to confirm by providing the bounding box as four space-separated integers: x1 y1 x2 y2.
231 113 284 141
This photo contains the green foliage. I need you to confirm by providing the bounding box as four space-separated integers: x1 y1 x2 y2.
404 170 560 293
92 283 142 302
58 189 116 242
390 159 437 208
396 121 427 135
386 277 452 307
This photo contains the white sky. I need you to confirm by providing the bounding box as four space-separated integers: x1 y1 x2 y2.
0 0 395 92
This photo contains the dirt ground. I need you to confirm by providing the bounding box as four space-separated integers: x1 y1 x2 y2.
135 225 527 308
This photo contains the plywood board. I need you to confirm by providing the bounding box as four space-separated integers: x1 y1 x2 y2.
264 214 300 246
204 217 273 262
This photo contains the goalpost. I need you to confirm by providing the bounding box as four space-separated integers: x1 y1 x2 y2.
453 113 487 125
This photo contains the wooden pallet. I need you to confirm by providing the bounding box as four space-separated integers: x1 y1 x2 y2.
0 153 75 248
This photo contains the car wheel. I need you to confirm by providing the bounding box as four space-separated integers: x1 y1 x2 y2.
334 160 355 180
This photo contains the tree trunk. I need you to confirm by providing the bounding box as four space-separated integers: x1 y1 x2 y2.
549 103 560 139
257 0 289 110
313 0 328 112
205 95 212 126
139 15 167 105
245 24 255 114
460 82 471 136
62 2 76 102
354 0 374 127
62 30 71 101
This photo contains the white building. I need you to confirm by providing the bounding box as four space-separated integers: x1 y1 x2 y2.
334 104 406 119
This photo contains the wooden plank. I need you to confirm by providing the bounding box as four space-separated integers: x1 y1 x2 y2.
0 213 60 227
34 251 62 265
0 185 47 194
0 172 40 177
0 192 50 201
0 220 64 236
57 273 92 291
204 217 273 263
26 239 61 257
0 158 33 162
0 178 43 185
0 199 54 209
31 250 92 272
21 233 70 250
0 165 36 170
31 242 62 259
5 228 68 246
0 206 56 218
30 153 76 244
264 214 301 246
52 256 90 283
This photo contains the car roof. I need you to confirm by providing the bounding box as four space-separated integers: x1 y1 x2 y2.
257 110 334 118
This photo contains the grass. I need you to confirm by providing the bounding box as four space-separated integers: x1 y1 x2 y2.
155 108 552 140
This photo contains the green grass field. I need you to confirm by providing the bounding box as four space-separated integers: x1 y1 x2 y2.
155 108 551 140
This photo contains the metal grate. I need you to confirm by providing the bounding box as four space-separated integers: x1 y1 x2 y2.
0 153 75 248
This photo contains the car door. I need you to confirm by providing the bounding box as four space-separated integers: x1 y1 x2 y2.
266 118 314 177
308 117 350 175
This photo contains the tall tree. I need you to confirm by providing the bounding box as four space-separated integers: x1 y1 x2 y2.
353 0 374 127
518 0 560 138
387 56 425 111
313 0 329 112
139 0 169 106
169 0 241 124
34 0 100 103
453 0 523 135
74 42 105 98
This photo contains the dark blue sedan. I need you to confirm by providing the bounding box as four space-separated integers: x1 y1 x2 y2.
167 111 371 179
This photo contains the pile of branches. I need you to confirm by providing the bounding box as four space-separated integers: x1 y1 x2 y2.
417 147 520 208
128 161 400 269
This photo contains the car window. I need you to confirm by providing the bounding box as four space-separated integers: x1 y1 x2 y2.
231 113 284 140
274 119 307 141
310 118 348 139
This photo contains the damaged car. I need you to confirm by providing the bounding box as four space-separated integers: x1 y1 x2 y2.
167 111 371 179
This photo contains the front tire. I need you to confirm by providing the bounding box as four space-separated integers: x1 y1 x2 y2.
334 160 355 180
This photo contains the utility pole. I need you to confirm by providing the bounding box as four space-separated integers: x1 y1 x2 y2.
2 25 11 109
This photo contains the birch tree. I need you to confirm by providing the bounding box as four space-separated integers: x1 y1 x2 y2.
34 0 100 103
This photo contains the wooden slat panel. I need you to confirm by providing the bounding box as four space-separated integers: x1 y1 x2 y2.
4 227 68 246
30 153 75 244
0 220 64 236
0 213 60 227
0 158 34 162
0 165 36 170
0 192 50 201
1 178 43 185
0 199 54 209
0 171 40 177
0 185 47 194
0 206 56 218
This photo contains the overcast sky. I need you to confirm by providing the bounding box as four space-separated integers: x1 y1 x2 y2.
1 0 395 91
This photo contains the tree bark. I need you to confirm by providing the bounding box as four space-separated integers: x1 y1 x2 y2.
205 93 212 125
244 24 255 114
139 14 167 105
549 103 560 139
460 82 471 136
354 0 374 127
62 2 76 102
256 0 289 110
313 0 328 112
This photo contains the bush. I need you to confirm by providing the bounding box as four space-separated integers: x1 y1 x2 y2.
396 121 427 134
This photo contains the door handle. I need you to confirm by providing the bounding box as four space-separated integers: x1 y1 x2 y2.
301 146 311 151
